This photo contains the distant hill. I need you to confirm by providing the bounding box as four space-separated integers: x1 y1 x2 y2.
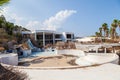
0 15 30 48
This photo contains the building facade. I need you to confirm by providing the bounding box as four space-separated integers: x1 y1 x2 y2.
35 30 74 46
21 30 74 46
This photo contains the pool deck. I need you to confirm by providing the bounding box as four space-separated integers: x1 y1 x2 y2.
21 63 120 80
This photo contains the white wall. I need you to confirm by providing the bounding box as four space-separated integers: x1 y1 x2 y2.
0 53 18 66
62 32 67 42
58 49 85 56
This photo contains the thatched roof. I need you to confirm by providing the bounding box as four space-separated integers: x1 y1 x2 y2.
0 64 28 80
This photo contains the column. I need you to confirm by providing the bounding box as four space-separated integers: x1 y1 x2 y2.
53 33 55 44
104 48 107 53
35 32 37 41
96 48 98 53
43 32 45 46
113 47 115 53
72 34 74 40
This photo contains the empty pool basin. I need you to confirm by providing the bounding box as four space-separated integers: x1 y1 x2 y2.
58 50 85 57
76 53 119 66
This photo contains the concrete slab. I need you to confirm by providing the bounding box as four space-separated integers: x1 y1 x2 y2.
21 63 120 80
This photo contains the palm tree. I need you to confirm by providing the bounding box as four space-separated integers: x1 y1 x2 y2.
0 0 9 6
118 20 120 29
95 32 100 37
118 20 120 41
95 32 101 43
110 25 116 40
105 28 109 37
111 19 118 40
102 23 108 42
112 19 118 27
0 0 10 13
99 27 102 37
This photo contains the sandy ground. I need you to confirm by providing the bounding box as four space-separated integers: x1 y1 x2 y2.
19 55 78 67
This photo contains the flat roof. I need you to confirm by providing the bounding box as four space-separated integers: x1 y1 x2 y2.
35 30 55 33
21 31 32 34
35 30 73 34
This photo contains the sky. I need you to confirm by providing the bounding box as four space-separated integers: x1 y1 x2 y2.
1 0 120 37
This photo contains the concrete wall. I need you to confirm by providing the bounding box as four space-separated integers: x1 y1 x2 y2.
62 32 67 42
58 49 85 56
75 53 119 66
0 53 18 66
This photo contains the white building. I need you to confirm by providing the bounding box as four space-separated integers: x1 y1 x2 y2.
34 30 74 46
21 31 33 39
75 37 95 43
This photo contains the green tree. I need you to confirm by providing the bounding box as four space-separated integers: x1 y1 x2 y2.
102 23 108 42
110 26 116 40
0 1 29 79
112 19 118 28
99 27 102 37
5 22 15 35
118 20 120 30
0 15 6 28
118 20 120 41
0 0 9 6
111 19 118 39
95 32 101 38
0 0 10 13
105 28 109 37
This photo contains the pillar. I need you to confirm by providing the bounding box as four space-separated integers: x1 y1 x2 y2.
43 32 45 46
53 33 55 44
96 48 98 53
35 32 37 41
104 48 107 53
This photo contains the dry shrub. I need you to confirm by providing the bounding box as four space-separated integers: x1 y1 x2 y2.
67 59 78 66
22 42 30 50
56 41 76 50
0 64 29 80
0 47 5 51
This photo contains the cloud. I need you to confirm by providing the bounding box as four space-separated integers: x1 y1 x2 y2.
42 10 77 30
1 7 77 31
25 10 77 31
0 6 10 17
0 6 9 13
0 6 25 26
8 13 24 25
26 21 42 31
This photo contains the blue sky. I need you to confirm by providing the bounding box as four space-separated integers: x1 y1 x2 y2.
1 0 120 37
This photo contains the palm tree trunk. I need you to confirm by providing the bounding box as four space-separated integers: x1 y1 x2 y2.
104 31 105 42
